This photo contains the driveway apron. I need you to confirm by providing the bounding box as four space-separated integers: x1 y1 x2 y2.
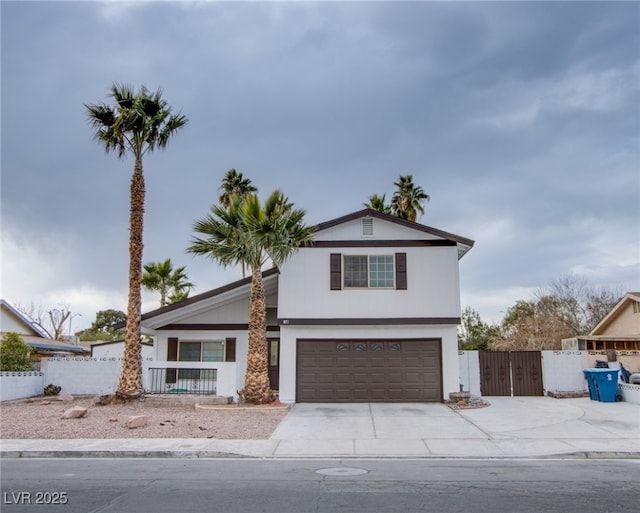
270 402 488 457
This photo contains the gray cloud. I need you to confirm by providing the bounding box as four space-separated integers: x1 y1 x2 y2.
2 1 638 328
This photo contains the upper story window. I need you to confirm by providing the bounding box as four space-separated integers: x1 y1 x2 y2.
343 255 394 288
331 252 406 291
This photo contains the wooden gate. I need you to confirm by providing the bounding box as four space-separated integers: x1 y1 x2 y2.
479 351 543 397
510 351 543 396
479 351 511 396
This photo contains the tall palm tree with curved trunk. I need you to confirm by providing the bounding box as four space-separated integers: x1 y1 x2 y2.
86 84 187 399
188 190 315 404
391 174 430 222
142 259 194 307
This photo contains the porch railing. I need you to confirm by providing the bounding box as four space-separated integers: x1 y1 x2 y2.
146 367 217 395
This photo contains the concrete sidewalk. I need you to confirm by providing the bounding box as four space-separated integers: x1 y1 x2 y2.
1 397 638 459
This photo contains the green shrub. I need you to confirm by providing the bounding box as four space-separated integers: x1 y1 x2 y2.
0 332 33 371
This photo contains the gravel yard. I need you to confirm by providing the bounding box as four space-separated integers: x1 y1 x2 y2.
0 396 288 440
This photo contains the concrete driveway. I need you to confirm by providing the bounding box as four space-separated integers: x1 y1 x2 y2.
269 398 640 458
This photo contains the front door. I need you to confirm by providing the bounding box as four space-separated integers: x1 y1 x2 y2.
268 339 280 391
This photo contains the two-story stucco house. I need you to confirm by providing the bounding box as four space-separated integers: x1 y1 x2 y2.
139 209 474 403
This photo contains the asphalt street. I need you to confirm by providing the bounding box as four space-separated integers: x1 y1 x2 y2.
2 458 639 513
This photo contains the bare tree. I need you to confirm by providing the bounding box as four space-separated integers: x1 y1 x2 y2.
489 275 623 351
17 303 73 341
545 275 622 334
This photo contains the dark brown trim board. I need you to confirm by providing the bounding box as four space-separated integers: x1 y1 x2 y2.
158 323 281 331
279 317 460 326
312 240 457 248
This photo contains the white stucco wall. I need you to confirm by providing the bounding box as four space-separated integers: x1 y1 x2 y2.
278 245 461 319
154 330 248 399
278 324 459 403
595 302 640 336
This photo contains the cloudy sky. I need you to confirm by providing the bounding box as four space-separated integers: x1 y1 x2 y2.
2 1 639 332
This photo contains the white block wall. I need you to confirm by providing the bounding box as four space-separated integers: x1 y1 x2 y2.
541 351 588 393
41 357 126 395
0 371 44 401
619 384 640 404
458 351 481 396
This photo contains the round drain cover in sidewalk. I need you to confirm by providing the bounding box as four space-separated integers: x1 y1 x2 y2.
316 467 369 476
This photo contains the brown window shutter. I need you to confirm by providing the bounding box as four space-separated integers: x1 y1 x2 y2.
330 253 342 290
225 337 236 362
167 337 178 384
167 337 178 361
395 252 407 290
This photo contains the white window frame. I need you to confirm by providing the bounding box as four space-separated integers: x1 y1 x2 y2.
343 254 395 289
178 340 225 362
177 340 224 380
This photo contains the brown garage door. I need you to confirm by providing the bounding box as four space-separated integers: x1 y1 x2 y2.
296 339 442 402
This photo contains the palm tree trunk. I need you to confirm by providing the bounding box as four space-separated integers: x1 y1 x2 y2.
239 267 275 404
117 159 145 400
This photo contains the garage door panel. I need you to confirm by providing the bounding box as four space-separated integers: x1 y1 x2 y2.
297 339 442 402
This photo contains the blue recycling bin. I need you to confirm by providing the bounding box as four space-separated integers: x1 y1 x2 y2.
583 368 619 402
583 369 599 400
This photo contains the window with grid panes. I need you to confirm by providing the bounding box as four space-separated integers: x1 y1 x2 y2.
343 255 394 288
178 341 224 379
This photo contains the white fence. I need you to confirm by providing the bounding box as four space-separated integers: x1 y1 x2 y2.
0 357 238 402
41 358 127 395
458 351 481 395
619 383 640 405
458 350 640 400
0 371 44 402
541 351 589 393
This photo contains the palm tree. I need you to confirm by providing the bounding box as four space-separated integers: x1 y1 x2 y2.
219 169 257 277
86 84 187 399
188 190 315 404
142 259 194 307
390 174 430 222
363 193 392 214
219 169 257 208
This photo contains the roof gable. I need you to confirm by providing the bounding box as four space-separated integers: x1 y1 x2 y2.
138 268 279 329
312 209 474 258
589 292 640 336
0 299 49 338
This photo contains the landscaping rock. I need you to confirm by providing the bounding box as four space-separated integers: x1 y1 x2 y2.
44 384 61 396
57 393 74 402
125 415 148 429
62 407 88 419
109 417 118 423
96 395 126 406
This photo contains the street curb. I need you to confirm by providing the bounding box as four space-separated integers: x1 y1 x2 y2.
2 450 639 460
